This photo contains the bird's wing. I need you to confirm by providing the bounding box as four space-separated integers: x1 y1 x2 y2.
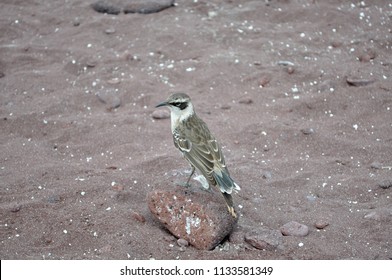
174 116 239 193
174 131 216 184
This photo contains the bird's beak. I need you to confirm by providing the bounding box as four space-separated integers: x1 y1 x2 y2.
155 101 168 108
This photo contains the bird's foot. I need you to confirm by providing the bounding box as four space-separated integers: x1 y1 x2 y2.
177 182 192 188
227 206 237 219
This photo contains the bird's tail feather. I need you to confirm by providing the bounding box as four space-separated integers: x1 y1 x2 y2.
213 171 240 194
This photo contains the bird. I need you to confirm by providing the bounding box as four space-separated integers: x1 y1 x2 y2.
155 93 240 218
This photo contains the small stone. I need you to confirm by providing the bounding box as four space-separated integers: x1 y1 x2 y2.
107 77 121 84
131 211 146 223
220 104 231 110
363 208 392 221
96 89 121 109
358 49 376 62
301 128 314 135
86 60 97 68
314 220 329 229
177 238 189 247
105 28 116 34
91 1 121 14
331 41 343 48
258 74 271 87
123 0 175 14
47 194 62 204
261 170 272 180
238 97 253 105
244 226 283 250
346 76 376 87
10 205 21 213
370 162 382 169
152 109 170 119
111 184 124 191
378 180 392 189
280 221 309 237
306 194 318 202
91 0 174 15
286 66 295 74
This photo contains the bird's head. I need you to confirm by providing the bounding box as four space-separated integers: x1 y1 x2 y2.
156 93 194 121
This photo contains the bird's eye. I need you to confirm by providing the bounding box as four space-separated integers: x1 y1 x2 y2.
171 102 188 110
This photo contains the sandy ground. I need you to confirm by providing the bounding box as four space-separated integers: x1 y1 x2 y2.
0 0 391 260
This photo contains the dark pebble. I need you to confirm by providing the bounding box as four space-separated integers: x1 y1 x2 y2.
220 104 231 110
238 97 253 104
91 1 121 15
301 128 314 135
346 76 376 87
378 180 392 189
370 162 382 169
91 0 174 15
10 205 21 213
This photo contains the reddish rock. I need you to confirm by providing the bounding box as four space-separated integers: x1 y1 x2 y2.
147 187 238 250
280 221 309 237
244 226 283 250
131 211 146 223
314 220 329 229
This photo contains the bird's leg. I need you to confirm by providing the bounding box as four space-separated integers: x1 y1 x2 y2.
184 166 195 187
176 166 195 188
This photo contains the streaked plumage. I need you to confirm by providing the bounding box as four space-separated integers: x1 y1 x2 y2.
156 93 240 218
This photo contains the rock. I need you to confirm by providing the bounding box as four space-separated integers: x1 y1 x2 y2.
370 162 382 169
91 1 121 14
346 76 376 87
96 89 121 110
152 109 170 119
286 66 295 74
301 128 315 135
220 104 231 110
131 211 146 223
238 97 253 105
244 226 283 250
10 205 21 213
306 194 318 202
378 180 392 189
280 221 309 237
105 28 116 34
91 0 174 15
357 49 376 62
363 208 392 221
107 77 121 85
147 187 237 250
314 220 329 229
47 194 62 204
261 170 272 180
177 238 189 247
258 74 271 87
